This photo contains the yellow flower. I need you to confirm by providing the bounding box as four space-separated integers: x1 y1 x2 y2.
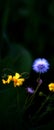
2 79 8 84
2 75 12 84
12 73 25 87
7 75 12 83
2 73 25 87
48 83 54 92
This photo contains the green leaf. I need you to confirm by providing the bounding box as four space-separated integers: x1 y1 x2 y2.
1 43 32 74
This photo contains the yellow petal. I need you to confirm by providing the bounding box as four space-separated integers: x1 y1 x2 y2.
7 75 12 83
13 78 25 87
17 78 25 86
8 75 12 80
15 73 21 79
48 83 54 92
2 79 7 84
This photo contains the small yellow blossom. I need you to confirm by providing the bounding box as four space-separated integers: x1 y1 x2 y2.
48 83 54 92
7 75 12 83
12 73 25 87
2 79 8 84
2 75 12 84
2 73 25 87
13 73 21 79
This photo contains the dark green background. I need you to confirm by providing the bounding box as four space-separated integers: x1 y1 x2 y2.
0 0 54 59
0 0 54 129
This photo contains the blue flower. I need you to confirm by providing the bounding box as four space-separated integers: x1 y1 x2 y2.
26 87 34 94
32 58 49 73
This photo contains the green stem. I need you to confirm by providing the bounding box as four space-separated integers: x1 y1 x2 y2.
24 73 42 110
31 94 51 121
24 83 41 110
36 95 50 114
23 94 29 110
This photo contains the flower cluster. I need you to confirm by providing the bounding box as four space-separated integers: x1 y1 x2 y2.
2 73 25 87
2 58 54 92
2 57 54 127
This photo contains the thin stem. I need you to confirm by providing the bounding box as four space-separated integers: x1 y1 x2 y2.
36 95 50 114
31 94 51 121
24 83 41 110
24 73 42 110
23 94 29 110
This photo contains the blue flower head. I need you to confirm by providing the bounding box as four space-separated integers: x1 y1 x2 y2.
32 58 50 73
26 87 34 94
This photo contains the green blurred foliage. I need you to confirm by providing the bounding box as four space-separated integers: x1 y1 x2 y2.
30 120 54 130
0 0 54 60
0 84 27 128
1 43 32 73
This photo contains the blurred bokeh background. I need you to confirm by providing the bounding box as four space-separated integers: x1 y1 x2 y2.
0 0 54 61
0 0 54 129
